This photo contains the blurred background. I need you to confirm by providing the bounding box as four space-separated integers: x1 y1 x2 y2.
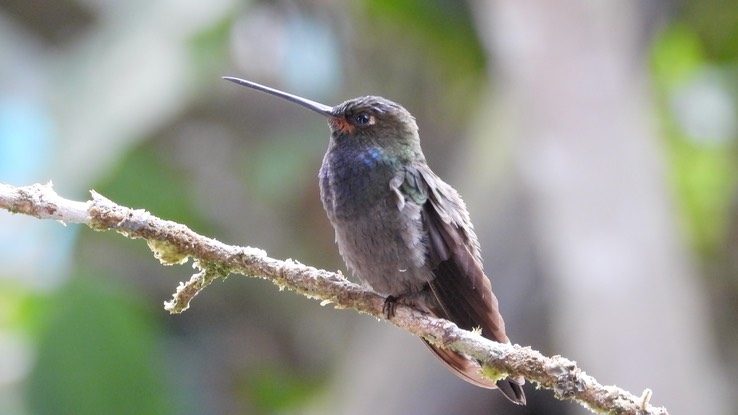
0 0 736 414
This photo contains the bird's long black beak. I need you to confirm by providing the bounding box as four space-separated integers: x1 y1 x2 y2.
222 77 334 117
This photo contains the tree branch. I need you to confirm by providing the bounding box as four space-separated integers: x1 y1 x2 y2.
0 182 669 415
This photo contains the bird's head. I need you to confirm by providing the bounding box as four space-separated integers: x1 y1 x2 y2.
223 77 423 161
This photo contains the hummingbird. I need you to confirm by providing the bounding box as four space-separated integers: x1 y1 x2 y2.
223 76 526 405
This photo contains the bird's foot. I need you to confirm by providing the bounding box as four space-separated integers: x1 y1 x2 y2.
382 291 434 319
382 295 399 319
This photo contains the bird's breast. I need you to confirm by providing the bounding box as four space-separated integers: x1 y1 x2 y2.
318 147 429 295
319 146 398 219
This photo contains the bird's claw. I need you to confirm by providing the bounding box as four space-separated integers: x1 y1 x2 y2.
383 295 398 319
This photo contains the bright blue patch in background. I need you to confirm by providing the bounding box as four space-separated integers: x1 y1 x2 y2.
0 96 53 184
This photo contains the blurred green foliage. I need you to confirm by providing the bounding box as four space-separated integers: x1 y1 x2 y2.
244 127 325 206
365 0 486 82
95 142 212 234
682 0 738 61
188 15 234 83
0 281 48 337
27 275 176 415
651 25 738 255
651 25 704 90
243 364 324 413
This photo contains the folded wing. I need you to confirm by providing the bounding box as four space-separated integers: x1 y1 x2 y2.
397 164 526 405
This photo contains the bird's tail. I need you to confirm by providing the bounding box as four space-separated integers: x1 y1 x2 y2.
423 340 526 405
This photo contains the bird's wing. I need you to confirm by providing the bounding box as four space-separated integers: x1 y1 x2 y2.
395 164 526 404
398 163 505 340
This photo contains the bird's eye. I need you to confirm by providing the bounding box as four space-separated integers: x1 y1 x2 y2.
353 112 373 126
